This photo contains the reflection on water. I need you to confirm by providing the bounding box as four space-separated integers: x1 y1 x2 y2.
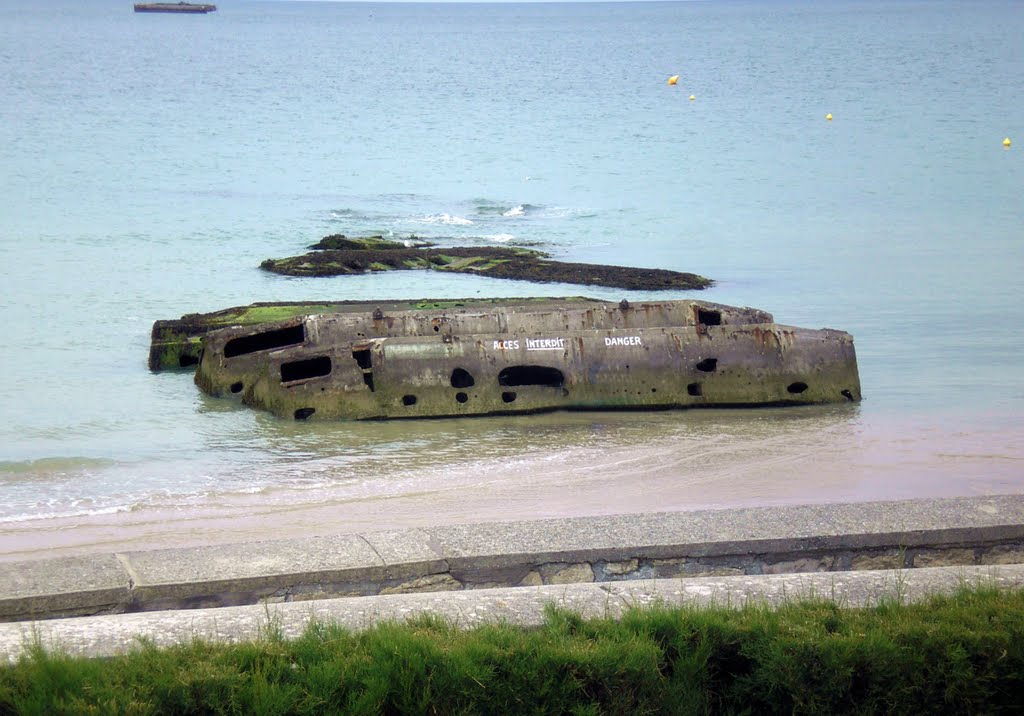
3 403 1021 561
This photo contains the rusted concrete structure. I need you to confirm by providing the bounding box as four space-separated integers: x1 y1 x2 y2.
194 298 859 420
194 298 860 421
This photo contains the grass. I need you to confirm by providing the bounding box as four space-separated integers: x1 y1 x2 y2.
2 586 1023 714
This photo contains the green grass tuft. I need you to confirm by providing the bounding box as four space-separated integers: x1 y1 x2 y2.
2 586 1023 714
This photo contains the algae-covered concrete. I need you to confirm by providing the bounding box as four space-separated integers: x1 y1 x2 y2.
149 297 603 371
192 298 860 420
3 495 1023 623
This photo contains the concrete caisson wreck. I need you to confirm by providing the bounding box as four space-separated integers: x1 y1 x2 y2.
193 298 861 421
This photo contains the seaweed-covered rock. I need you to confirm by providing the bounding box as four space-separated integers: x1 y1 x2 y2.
261 236 712 291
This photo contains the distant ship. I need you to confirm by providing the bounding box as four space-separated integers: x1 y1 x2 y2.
134 3 217 13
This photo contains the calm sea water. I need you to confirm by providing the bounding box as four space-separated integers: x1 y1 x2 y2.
1 0 1022 559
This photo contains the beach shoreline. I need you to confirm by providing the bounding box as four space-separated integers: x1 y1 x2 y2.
4 410 1022 563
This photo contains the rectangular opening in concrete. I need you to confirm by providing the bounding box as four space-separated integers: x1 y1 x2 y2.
498 365 564 388
352 349 374 391
224 324 305 358
696 308 722 326
352 348 372 370
280 356 332 382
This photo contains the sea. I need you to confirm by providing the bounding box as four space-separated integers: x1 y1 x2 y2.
1 0 1021 561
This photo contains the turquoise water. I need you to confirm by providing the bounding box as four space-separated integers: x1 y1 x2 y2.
0 0 1021 554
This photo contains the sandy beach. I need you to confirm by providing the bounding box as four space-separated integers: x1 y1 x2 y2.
3 407 1021 563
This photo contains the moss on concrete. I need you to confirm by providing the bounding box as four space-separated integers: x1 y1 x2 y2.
149 303 353 371
149 297 604 372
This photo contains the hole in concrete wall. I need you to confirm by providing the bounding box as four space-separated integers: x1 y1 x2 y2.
501 391 517 403
179 353 199 368
224 324 305 358
687 382 703 396
294 407 315 420
498 365 564 388
696 308 722 326
352 348 372 370
787 381 809 394
455 392 469 403
402 394 417 406
352 348 375 391
281 356 332 383
696 358 718 372
450 367 475 388
433 324 440 332
230 382 243 394
841 389 854 401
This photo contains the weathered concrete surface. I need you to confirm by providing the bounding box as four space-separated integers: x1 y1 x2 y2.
150 297 605 371
419 495 1024 587
3 564 1022 662
124 531 448 611
2 495 1023 623
194 298 859 421
0 554 130 622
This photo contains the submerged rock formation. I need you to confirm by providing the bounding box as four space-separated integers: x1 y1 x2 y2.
259 235 713 291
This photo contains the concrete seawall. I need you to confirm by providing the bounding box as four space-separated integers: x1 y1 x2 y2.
3 495 1024 624
6 565 1024 662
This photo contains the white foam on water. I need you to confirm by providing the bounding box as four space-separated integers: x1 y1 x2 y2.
0 503 132 524
418 213 473 226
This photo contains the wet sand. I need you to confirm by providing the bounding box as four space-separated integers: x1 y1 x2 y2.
2 407 1022 563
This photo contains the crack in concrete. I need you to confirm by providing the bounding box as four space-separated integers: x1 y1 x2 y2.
114 553 139 591
355 534 386 572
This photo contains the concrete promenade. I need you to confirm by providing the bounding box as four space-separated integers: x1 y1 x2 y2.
2 494 1024 659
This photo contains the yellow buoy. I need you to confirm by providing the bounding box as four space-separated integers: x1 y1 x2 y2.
689 94 696 101
826 113 833 121
1004 137 1012 148
667 75 679 86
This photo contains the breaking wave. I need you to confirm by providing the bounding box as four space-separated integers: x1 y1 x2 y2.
417 213 474 226
0 503 132 524
471 200 540 218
